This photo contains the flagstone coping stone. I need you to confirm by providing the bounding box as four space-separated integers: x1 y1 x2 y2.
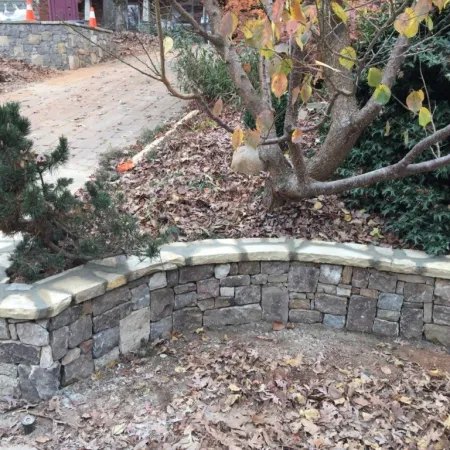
1 238 450 320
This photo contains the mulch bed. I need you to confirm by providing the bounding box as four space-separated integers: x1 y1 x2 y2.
114 110 406 249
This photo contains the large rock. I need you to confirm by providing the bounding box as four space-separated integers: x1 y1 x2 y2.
0 319 9 339
220 275 251 287
28 363 61 400
373 318 398 336
235 285 261 305
433 305 450 326
0 342 40 365
69 315 92 348
173 308 203 333
148 272 167 291
18 365 39 402
130 284 150 311
424 324 450 347
0 363 19 396
179 265 214 283
314 294 347 315
93 302 133 333
16 323 49 346
434 279 450 306
204 305 262 328
261 286 289 323
352 268 369 288
150 288 174 321
61 348 81 365
377 293 403 311
261 261 289 275
94 347 120 370
150 316 172 340
289 310 323 324
40 346 53 369
174 283 196 294
175 292 197 310
251 274 268 285
400 308 423 339
93 327 119 358
377 310 400 322
288 264 320 292
50 326 69 360
346 296 376 332
238 261 260 275
48 304 83 331
166 270 179 287
319 265 343 285
197 278 219 300
62 354 94 386
214 264 230 279
368 271 397 293
92 286 131 316
323 314 345 329
289 299 310 309
403 283 433 303
120 308 150 353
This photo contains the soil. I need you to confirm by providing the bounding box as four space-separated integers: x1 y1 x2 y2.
1 323 449 449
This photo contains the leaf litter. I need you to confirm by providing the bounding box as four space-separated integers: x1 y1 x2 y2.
1 323 449 449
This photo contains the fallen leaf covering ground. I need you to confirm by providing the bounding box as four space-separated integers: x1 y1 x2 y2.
0 57 57 93
1 324 449 449
114 111 404 248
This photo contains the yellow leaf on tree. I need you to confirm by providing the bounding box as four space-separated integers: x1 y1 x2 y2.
394 8 419 38
373 84 391 105
245 129 262 149
339 46 356 71
385 121 391 136
163 36 174 53
331 1 347 24
406 89 424 113
256 109 274 133
292 128 303 143
290 0 306 23
367 67 382 88
419 106 432 127
271 72 288 98
432 0 449 11
300 83 312 103
415 0 432 21
232 127 244 150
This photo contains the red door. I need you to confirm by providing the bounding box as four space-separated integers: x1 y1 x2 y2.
49 0 79 20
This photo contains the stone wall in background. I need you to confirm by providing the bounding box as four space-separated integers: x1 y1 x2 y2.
0 22 113 70
1 260 449 401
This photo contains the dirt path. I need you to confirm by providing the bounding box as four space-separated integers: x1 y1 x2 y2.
1 57 185 189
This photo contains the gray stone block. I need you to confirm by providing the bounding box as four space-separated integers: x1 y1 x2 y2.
61 348 80 365
290 310 323 324
18 364 39 402
175 292 197 310
433 305 450 326
347 296 377 332
150 288 174 321
235 285 261 305
215 297 233 308
197 278 220 300
150 316 172 340
352 268 369 288
92 286 131 316
434 279 450 306
198 299 215 311
148 272 167 291
378 293 404 311
238 261 260 275
377 309 400 322
289 299 310 309
93 302 132 333
26 363 60 401
317 283 337 295
323 314 346 329
403 301 423 309
251 274 268 285
373 319 398 337
130 284 150 310
261 261 289 275
93 327 119 358
48 304 82 331
0 362 17 377
268 274 288 282
214 264 230 279
174 283 196 294
424 303 433 323
220 287 234 297
94 347 120 370
288 264 320 292
400 308 423 339
368 271 397 293
403 283 433 303
424 324 450 347
0 319 9 339
314 294 347 315
319 265 343 285
342 266 353 284
8 323 17 340
166 269 179 287
290 292 307 299
173 308 203 333
0 342 40 365
51 326 69 360
69 315 92 348
62 354 94 386
220 275 251 287
204 304 262 327
16 322 49 346
120 308 150 353
262 286 289 323
179 264 214 283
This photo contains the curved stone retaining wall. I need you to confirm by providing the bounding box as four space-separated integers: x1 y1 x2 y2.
0 239 449 400
0 22 113 70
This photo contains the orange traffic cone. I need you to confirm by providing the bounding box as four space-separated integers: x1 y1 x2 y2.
25 0 35 21
88 7 97 27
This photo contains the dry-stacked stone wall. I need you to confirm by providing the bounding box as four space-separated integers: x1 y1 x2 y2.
0 239 449 401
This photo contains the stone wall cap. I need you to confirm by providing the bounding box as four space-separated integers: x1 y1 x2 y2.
1 238 450 319
0 21 113 34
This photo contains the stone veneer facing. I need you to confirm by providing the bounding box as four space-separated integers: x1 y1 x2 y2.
0 22 114 70
0 238 449 401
